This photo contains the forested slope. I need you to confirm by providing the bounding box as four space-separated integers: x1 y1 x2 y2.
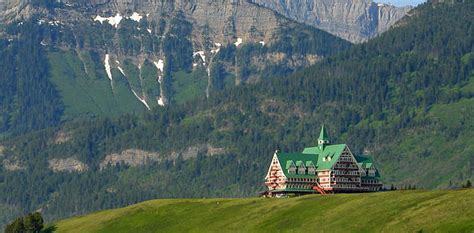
0 0 351 136
0 0 473 228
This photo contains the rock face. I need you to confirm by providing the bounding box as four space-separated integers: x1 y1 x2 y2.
2 158 25 171
100 144 226 169
0 0 350 116
250 0 412 43
48 158 89 173
2 0 280 43
0 0 28 21
101 149 161 169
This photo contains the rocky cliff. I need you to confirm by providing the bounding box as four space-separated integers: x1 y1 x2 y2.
250 0 413 43
0 0 350 119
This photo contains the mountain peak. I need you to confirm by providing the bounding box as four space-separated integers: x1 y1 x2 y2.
250 0 413 43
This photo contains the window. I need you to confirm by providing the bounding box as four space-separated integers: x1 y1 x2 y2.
298 167 306 175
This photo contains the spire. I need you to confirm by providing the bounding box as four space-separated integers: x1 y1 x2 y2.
318 125 330 150
319 124 329 141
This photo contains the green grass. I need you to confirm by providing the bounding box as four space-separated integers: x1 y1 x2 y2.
172 69 208 105
48 51 145 119
50 189 474 233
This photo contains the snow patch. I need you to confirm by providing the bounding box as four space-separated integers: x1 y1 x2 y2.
147 28 152 34
94 13 123 28
117 66 126 76
153 60 164 73
193 63 198 67
259 41 265 46
234 38 243 47
104 54 113 81
130 12 143 22
211 43 221 54
131 90 151 110
49 21 60 26
158 97 165 106
193 51 206 63
38 19 45 25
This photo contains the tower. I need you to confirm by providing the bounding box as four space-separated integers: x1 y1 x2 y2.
318 125 330 150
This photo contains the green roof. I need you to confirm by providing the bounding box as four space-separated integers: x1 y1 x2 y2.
319 125 329 141
285 160 295 169
302 144 347 171
274 140 382 179
276 153 318 178
355 155 381 178
305 161 315 167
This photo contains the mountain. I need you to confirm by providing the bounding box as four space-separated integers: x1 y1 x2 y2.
251 0 412 43
50 189 474 232
0 0 351 135
0 0 473 229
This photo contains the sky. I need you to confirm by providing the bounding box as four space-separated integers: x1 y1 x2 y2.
377 0 426 6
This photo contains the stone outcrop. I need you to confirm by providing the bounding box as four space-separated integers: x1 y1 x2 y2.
100 149 161 169
168 144 226 160
250 0 413 43
0 0 28 21
1 0 280 44
2 158 25 171
48 158 89 173
51 131 73 145
101 144 226 169
0 0 412 43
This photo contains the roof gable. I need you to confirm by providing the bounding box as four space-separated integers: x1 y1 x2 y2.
275 152 318 178
355 155 381 178
302 144 347 171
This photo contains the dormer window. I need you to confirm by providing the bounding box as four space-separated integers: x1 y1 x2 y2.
306 161 316 175
286 160 296 174
368 168 375 177
296 161 306 175
289 167 296 174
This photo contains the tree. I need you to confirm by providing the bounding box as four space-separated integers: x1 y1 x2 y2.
463 180 472 188
5 212 44 233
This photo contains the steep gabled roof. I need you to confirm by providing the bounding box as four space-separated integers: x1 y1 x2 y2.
318 124 330 141
305 161 315 167
295 161 305 167
355 155 381 178
302 144 347 171
275 152 318 178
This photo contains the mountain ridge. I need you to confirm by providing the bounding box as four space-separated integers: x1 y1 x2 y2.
0 0 351 134
250 0 413 43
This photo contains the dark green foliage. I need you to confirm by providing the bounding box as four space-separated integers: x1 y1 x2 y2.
0 21 64 135
5 212 43 233
463 180 472 188
163 13 193 73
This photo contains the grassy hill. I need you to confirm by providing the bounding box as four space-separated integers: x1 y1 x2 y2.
49 189 474 233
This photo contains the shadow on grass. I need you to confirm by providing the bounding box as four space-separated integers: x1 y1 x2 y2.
42 225 57 233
